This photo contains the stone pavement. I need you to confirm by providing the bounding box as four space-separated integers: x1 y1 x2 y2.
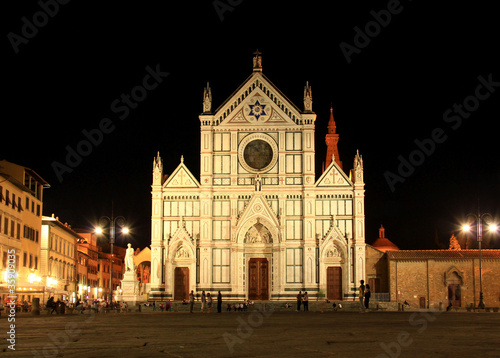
2 310 500 357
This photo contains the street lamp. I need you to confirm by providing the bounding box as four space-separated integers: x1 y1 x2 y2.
461 210 498 309
95 207 128 303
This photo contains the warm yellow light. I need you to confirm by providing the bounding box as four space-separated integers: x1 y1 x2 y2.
489 224 498 232
462 225 471 232
95 227 103 234
122 227 129 234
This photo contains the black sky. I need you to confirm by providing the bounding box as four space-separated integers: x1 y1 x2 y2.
2 1 499 250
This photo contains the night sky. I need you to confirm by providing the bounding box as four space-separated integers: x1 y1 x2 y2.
2 1 499 250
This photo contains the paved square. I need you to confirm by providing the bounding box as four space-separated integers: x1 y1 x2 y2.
3 311 500 357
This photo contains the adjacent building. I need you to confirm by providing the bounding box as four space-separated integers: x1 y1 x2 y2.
366 226 500 309
0 160 49 304
386 249 500 309
40 215 79 302
76 232 100 300
150 52 366 301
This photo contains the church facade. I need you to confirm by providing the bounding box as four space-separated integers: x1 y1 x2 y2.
150 53 366 301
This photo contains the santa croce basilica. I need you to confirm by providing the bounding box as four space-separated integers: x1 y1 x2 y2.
149 51 366 302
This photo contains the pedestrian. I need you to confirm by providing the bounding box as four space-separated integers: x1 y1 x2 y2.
153 300 156 311
165 300 172 312
189 290 195 313
201 291 206 313
217 291 222 313
207 292 212 313
364 284 371 310
296 291 302 311
303 292 309 311
160 302 164 312
359 280 366 313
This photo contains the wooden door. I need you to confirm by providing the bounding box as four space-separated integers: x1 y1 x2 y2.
174 267 189 301
448 284 461 307
327 266 342 300
368 278 380 293
419 297 426 309
248 258 269 300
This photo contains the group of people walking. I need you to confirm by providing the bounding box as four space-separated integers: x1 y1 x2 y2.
190 290 223 313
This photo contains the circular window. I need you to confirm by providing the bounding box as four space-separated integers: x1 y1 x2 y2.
243 140 273 170
239 134 277 173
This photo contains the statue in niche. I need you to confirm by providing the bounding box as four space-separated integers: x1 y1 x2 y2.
254 174 262 191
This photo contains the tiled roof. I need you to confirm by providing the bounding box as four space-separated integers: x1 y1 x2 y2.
371 238 400 252
386 249 500 260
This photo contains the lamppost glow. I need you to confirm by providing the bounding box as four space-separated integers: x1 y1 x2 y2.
95 203 128 303
461 209 497 309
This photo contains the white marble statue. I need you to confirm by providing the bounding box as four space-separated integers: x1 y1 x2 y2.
125 243 135 272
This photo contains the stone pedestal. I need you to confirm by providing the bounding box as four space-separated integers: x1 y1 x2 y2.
32 298 40 315
120 271 140 304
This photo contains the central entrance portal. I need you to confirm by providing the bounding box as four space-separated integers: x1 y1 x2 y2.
326 266 342 300
174 267 189 301
248 258 269 300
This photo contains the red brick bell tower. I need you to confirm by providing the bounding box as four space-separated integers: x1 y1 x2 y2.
324 107 342 171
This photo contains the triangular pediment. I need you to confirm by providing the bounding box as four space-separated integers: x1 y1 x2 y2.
215 72 302 127
164 162 200 188
316 161 352 187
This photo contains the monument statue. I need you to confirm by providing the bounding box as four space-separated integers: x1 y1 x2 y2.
125 243 135 272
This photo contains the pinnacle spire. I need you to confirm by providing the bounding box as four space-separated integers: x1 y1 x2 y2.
327 106 337 134
303 82 313 113
202 82 212 114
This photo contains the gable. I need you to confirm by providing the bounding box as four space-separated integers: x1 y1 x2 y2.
236 193 280 232
215 73 302 127
316 161 352 187
164 163 200 188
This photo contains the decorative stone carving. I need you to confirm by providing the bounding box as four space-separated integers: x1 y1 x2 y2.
175 245 190 258
245 219 273 244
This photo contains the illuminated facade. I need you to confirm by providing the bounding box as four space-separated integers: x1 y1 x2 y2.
41 215 78 301
0 160 49 303
150 53 366 301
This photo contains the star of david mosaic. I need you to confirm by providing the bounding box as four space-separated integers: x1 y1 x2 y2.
248 100 267 120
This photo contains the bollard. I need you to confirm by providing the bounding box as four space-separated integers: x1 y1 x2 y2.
136 302 141 312
32 298 40 315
